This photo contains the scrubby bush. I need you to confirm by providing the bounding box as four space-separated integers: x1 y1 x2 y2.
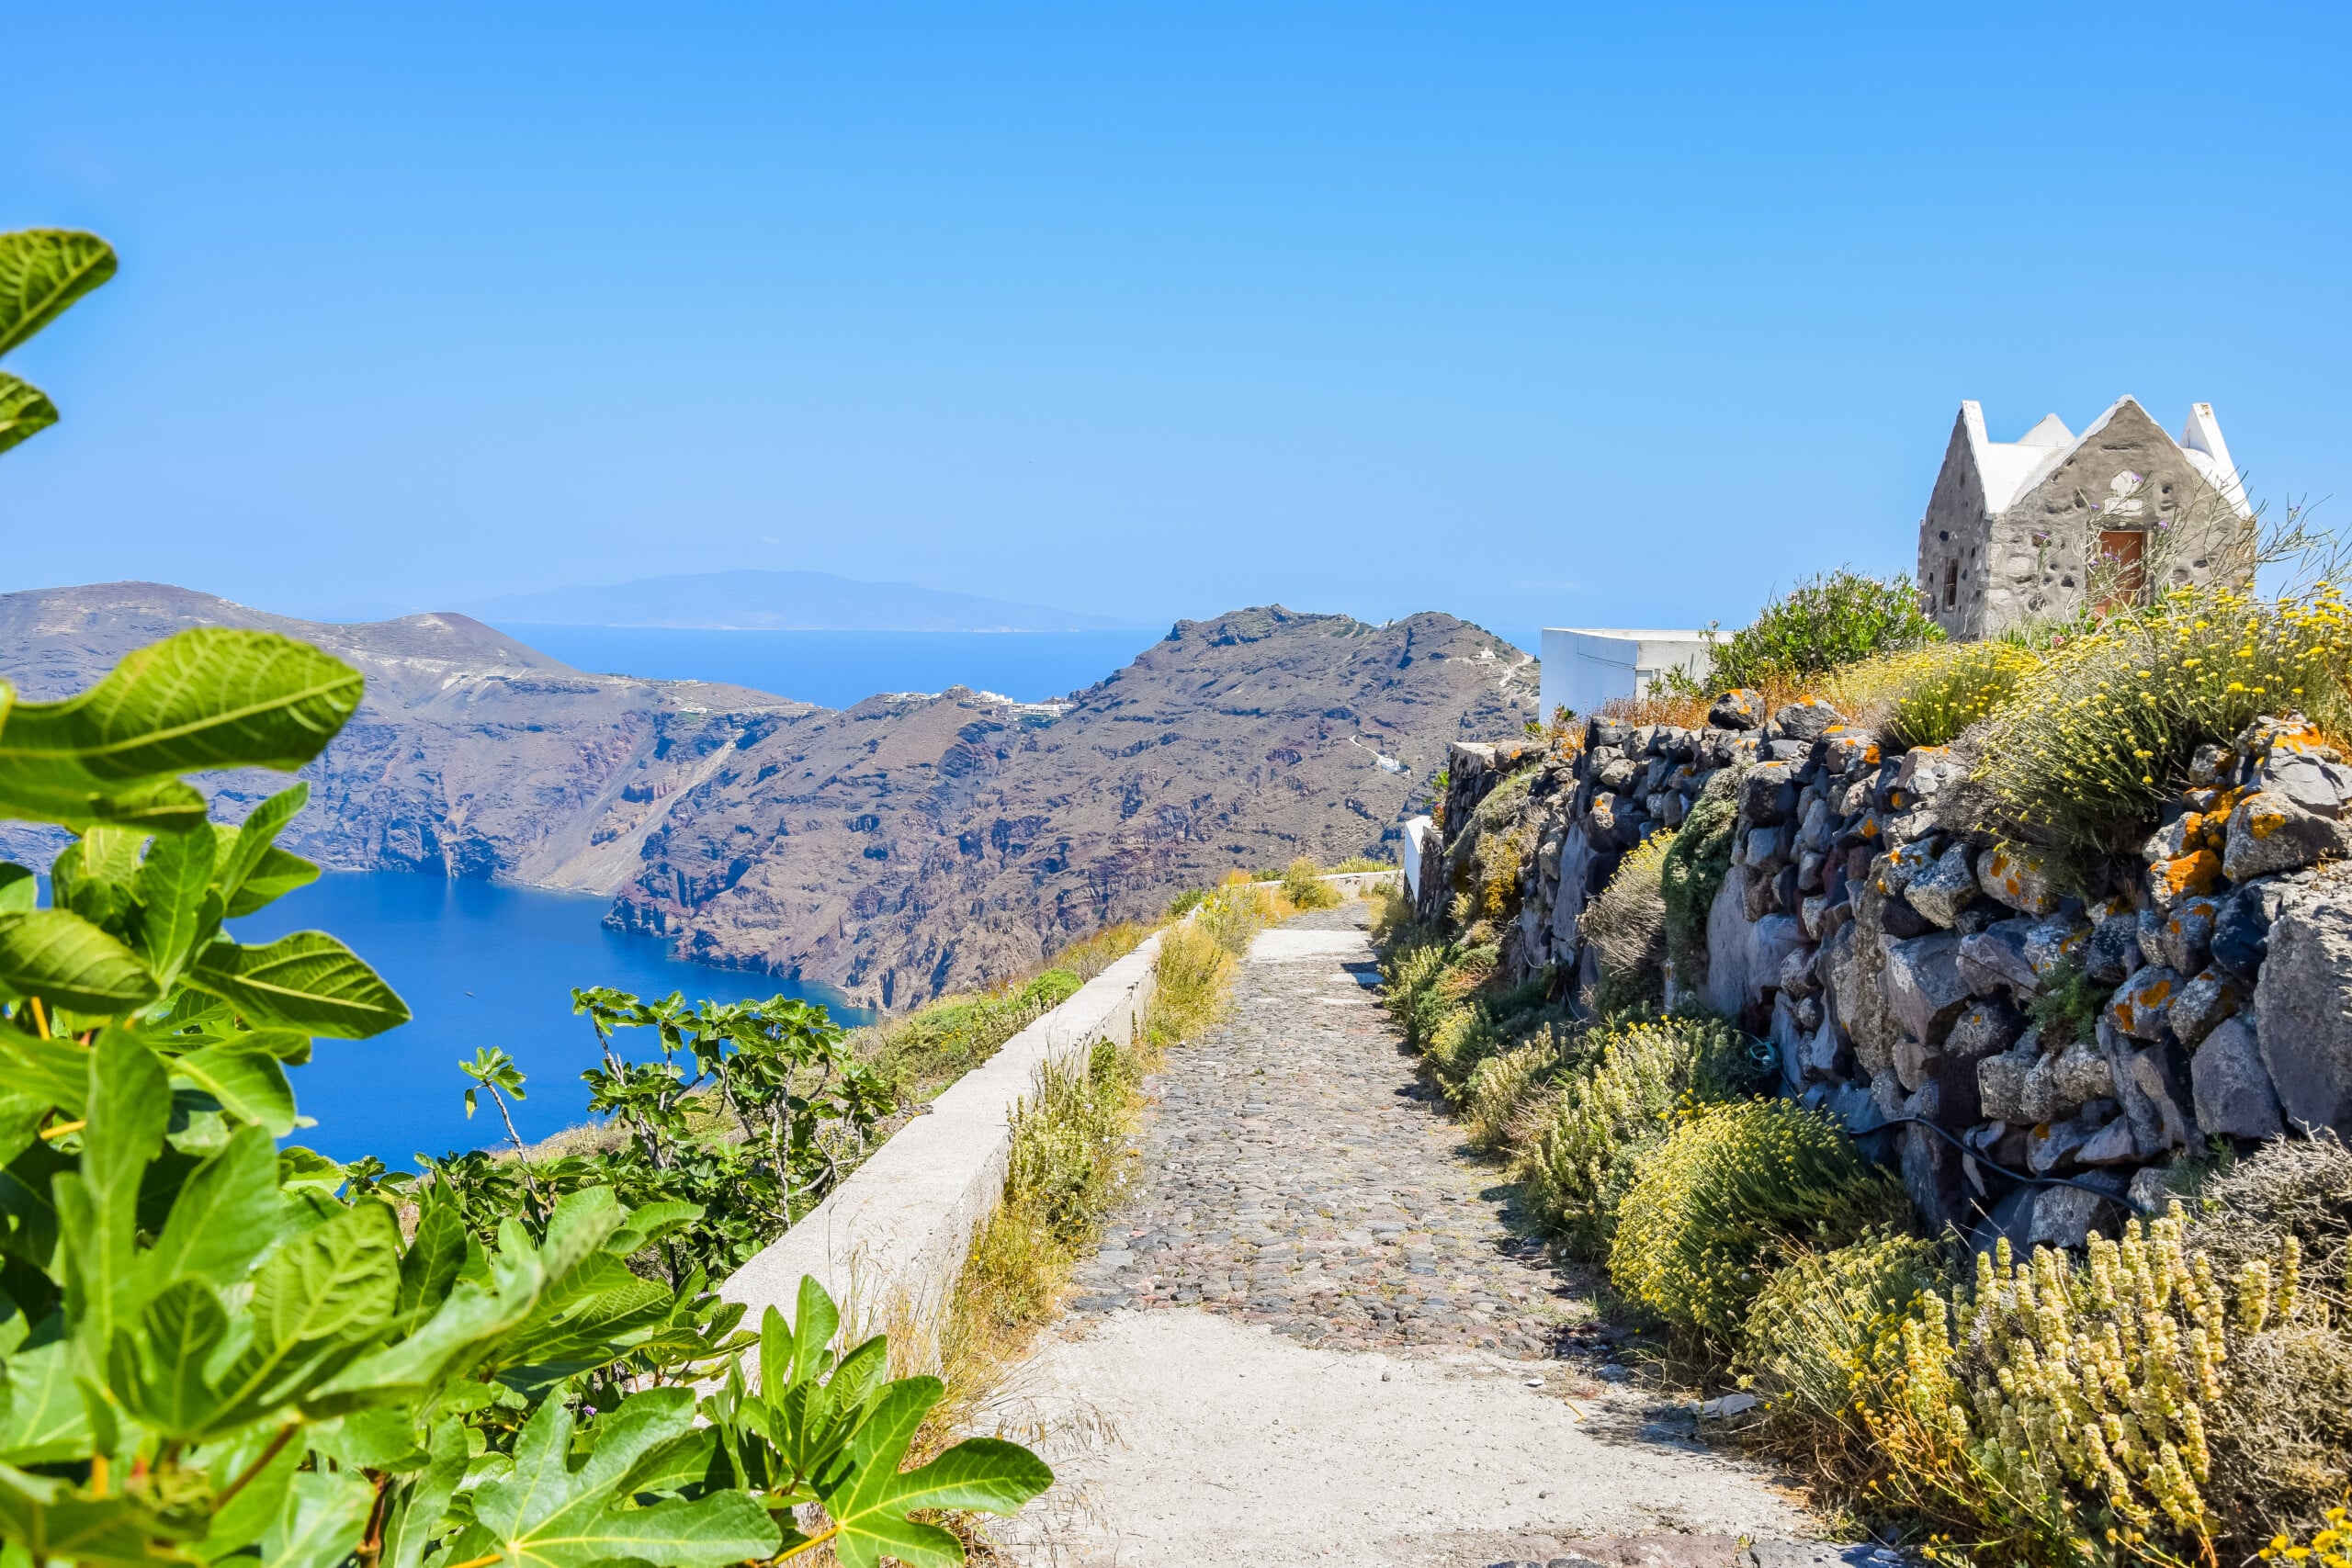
1515 1011 1770 1255
1659 792 1738 976
1055 919 1148 978
1610 1100 1905 1347
1737 1230 1941 1450
1879 640 2041 750
1463 1029 1577 1153
1972 584 2352 870
1708 569 1945 692
1282 854 1342 908
872 968 1084 1100
1580 829 1672 1012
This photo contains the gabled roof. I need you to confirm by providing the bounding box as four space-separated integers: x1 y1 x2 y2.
1955 397 2254 518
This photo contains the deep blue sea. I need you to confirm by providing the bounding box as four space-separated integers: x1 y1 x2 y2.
229 872 872 1166
496 626 1159 709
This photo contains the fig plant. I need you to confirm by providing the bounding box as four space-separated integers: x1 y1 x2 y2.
0 227 1051 1564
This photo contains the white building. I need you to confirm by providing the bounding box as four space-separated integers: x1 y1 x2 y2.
1538 628 1713 724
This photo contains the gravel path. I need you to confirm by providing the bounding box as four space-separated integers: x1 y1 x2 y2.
995 902 1843 1568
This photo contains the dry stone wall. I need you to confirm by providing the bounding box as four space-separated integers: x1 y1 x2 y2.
1414 697 2352 1254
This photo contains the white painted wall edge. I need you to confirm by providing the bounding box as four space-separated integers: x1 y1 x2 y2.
718 869 1401 1337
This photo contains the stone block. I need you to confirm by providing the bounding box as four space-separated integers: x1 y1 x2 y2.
1778 941 1823 998
1703 867 1808 1019
1593 755 1641 793
2026 1113 2096 1175
1875 840 1938 897
2224 790 2352 883
1893 746 1964 807
2023 915 2091 980
2250 873 2352 1135
2098 1016 2193 1156
2190 1016 2284 1140
2147 851 2224 911
1946 996 2026 1063
2145 896 2219 976
1977 1039 2038 1123
1740 763 1799 826
1708 689 1765 729
1958 918 2040 996
1825 887 1901 1077
2166 966 2242 1048
1773 699 1845 742
2210 878 2280 981
1976 844 2061 916
1821 728 1881 774
2076 1115 2138 1165
2028 1172 2127 1249
2109 964 2180 1042
2256 751 2352 817
1899 1121 1969 1236
1905 842 1979 927
2084 914 2143 985
1745 822 1792 869
1882 930 1972 1049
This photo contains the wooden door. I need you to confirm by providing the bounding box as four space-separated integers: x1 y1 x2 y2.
2097 530 2144 612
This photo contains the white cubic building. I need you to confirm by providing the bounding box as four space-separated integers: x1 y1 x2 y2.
1538 628 1713 725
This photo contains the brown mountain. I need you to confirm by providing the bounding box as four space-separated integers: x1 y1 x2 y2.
0 587 1534 1008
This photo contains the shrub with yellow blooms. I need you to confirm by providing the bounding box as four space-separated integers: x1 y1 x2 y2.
1971 584 2352 872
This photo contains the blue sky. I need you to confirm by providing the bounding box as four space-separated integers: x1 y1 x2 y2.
4 4 2346 649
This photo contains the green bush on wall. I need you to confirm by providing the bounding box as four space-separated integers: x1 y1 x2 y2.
1708 568 1944 693
1609 1099 1906 1348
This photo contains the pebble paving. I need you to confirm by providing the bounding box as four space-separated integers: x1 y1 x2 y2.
1066 901 1586 1359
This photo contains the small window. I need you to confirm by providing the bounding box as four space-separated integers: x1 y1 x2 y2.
1942 558 1959 610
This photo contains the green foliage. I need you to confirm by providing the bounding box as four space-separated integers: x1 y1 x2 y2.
1610 1100 1906 1348
1513 1011 1767 1255
1002 1041 1138 1248
1280 856 1341 909
700 1278 1051 1567
867 970 1080 1104
2024 956 2107 1047
1880 640 2041 750
1971 584 2352 867
0 622 1047 1568
0 229 116 455
1707 569 1944 693
1659 791 1738 976
1736 1230 1941 1436
1580 830 1672 1013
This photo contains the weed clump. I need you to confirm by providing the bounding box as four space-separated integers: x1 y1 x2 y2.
1881 640 2041 750
1659 791 1738 976
1281 855 1342 909
1611 1099 1906 1348
1579 829 1672 1011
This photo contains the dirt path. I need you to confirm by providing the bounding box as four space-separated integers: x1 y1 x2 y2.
994 904 1859 1568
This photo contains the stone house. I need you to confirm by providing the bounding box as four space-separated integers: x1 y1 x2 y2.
1917 397 2254 639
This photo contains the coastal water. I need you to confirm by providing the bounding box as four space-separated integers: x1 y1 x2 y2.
496 626 1159 710
228 871 872 1166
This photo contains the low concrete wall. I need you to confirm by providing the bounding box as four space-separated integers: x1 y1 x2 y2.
722 934 1163 1334
718 868 1401 1335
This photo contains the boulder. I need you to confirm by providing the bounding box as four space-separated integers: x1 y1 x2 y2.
1778 941 1823 998
1740 763 1800 827
2144 896 2220 976
2190 1016 2284 1140
2223 790 2352 883
2076 1115 2139 1166
1905 843 1980 928
2256 751 2352 817
1708 689 1766 730
2147 851 2224 911
1946 996 2027 1063
1773 699 1845 742
1976 844 2061 916
2022 915 2092 980
2165 966 2243 1048
2210 878 2282 981
1593 754 1641 793
1893 746 1965 809
2028 1172 2128 1249
2083 913 2143 985
2098 1016 2194 1156
2026 1113 2098 1175
1703 869 1808 1020
2040 1039 2115 1120
1899 1120 1969 1236
1958 918 2041 997
2250 872 2352 1135
2109 964 2182 1042
1821 728 1881 774
1745 823 1792 869
1876 840 1939 897
1977 1039 2039 1123
1825 884 1904 1077
1882 930 1973 1049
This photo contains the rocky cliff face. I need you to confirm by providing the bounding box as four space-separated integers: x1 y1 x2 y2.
0 588 1532 1009
0 581 813 884
609 607 1533 1007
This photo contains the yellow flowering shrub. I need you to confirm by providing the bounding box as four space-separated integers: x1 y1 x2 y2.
1884 639 2043 749
1972 584 2352 867
2261 1504 2352 1568
1609 1100 1906 1347
1738 1230 1942 1440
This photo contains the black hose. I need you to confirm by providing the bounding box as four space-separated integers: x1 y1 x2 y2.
1872 1111 2154 1215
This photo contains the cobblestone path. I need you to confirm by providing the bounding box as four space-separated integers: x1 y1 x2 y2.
1000 900 1828 1568
1065 902 1576 1355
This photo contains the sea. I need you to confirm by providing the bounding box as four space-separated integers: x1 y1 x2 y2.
221 626 1168 1167
496 626 1159 710
228 871 874 1168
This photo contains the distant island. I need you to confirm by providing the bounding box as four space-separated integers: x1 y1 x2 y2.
466 569 1148 633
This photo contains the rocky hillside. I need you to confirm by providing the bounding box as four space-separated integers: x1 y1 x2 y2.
610 607 1532 1006
0 582 811 884
0 588 1532 1008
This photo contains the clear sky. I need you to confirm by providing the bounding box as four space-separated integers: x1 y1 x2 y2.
5 4 2346 649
